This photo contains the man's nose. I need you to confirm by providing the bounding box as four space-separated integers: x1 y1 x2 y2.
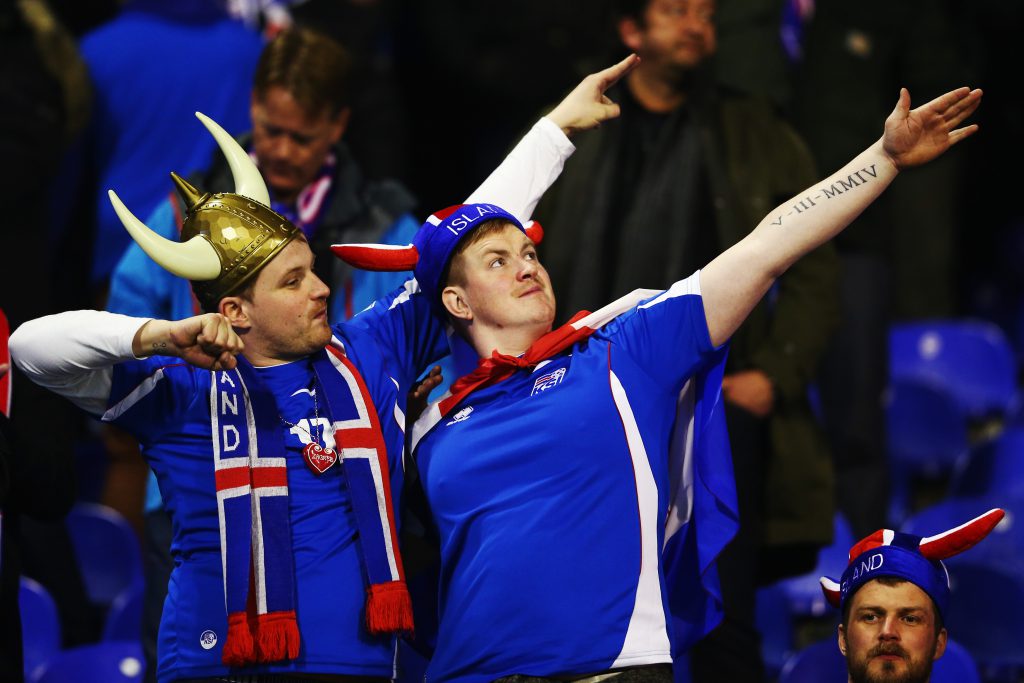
311 274 330 299
518 257 539 279
268 134 295 160
878 615 900 639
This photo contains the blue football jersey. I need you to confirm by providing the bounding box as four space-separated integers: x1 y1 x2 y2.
414 274 719 682
104 281 445 682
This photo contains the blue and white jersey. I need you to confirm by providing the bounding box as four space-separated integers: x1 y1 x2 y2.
102 283 445 683
413 274 721 683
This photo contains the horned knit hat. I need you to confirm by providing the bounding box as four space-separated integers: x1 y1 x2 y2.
330 203 543 306
819 508 1004 617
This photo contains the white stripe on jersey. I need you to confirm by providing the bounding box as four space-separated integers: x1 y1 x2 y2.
608 369 672 666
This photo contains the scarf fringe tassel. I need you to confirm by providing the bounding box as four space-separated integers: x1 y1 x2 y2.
366 581 414 635
222 610 300 666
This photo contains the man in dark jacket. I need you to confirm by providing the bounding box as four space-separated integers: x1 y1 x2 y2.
537 1 840 679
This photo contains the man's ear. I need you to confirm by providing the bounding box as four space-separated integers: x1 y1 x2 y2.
837 623 848 657
441 285 472 322
219 297 251 330
618 17 644 54
933 627 948 660
329 106 351 144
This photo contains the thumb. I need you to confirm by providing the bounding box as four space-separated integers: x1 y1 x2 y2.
892 87 911 119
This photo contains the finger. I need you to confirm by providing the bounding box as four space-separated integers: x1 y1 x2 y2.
216 351 238 371
943 89 982 127
947 123 980 146
596 53 640 91
0 363 8 379
917 86 971 117
891 87 911 119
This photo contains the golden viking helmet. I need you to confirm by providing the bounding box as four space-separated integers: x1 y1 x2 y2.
107 112 301 310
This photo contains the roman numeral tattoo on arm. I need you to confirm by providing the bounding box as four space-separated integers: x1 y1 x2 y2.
770 163 878 227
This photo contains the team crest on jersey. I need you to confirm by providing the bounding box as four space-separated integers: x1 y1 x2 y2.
446 406 474 426
531 367 566 396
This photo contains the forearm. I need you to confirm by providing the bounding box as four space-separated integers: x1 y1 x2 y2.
701 138 896 346
10 311 150 414
464 117 575 222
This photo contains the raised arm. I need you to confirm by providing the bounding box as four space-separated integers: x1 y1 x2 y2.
11 311 243 414
700 86 981 347
465 54 639 219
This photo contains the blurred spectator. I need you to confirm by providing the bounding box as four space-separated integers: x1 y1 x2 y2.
0 0 90 327
105 26 422 683
73 0 263 303
536 0 839 679
0 1 100 655
286 0 412 183
791 0 973 537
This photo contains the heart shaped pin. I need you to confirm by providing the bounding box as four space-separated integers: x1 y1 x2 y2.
302 442 338 475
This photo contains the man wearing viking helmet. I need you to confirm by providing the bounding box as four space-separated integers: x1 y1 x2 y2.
103 30 425 680
10 58 637 682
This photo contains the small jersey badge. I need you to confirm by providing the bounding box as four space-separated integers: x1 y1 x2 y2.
531 367 566 396
446 406 474 426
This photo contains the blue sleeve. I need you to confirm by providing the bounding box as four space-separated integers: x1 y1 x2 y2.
345 213 421 318
599 273 719 395
107 198 196 320
342 280 449 391
107 356 202 445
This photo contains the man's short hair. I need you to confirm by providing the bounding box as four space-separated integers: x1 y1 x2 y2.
613 0 650 24
442 218 520 291
253 27 352 118
841 576 945 635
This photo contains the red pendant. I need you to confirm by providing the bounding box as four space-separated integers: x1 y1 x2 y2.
302 442 338 475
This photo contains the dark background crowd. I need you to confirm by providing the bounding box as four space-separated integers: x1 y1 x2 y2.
1 0 1022 682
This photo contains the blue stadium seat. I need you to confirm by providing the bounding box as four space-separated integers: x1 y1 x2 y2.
65 503 143 608
780 637 980 683
777 514 855 617
778 638 846 683
19 576 61 682
944 563 1024 682
934 640 982 683
34 641 144 683
755 583 795 679
885 379 969 474
901 499 1022 576
102 579 144 642
890 320 1018 420
950 426 1024 499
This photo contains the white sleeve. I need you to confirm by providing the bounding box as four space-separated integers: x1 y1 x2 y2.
10 310 150 415
464 117 575 222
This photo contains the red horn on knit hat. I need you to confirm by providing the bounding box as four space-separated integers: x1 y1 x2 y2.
330 243 420 271
329 219 545 272
917 508 1005 560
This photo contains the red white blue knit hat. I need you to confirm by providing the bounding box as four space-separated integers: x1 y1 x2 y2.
819 507 1004 618
331 203 543 305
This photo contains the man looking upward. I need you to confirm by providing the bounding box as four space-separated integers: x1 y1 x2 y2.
339 83 981 682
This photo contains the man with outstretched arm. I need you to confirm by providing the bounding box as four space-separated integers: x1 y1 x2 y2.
336 86 981 682
10 55 637 683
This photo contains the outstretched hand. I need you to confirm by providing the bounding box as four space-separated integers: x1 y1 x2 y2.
546 54 640 137
883 86 982 170
135 313 244 371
